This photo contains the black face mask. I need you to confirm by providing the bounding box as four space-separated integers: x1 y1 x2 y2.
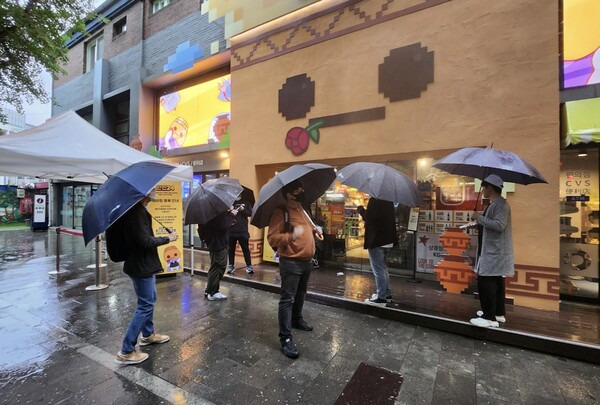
292 191 306 203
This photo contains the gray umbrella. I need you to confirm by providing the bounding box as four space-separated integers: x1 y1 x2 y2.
336 162 421 206
251 163 336 228
184 177 243 225
432 147 548 184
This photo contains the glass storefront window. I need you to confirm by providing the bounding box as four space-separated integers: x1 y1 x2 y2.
61 186 73 228
559 149 599 302
313 159 479 276
59 184 97 229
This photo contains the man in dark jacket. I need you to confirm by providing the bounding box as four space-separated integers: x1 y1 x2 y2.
115 190 178 365
199 206 239 300
227 197 254 274
357 198 397 305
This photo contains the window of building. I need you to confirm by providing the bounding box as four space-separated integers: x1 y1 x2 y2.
152 0 172 14
113 17 127 37
114 100 130 145
85 35 104 73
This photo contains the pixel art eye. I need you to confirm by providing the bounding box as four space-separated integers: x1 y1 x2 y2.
278 73 315 120
166 255 171 259
379 43 434 102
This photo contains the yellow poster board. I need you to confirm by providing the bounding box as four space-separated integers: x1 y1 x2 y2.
148 181 184 274
262 226 279 263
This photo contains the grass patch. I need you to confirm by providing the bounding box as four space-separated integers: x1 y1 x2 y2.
0 223 29 231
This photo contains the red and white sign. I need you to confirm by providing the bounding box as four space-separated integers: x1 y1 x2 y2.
33 195 46 223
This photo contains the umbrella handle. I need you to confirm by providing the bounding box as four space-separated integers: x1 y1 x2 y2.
150 213 173 234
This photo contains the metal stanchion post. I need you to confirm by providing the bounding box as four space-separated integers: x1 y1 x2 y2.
189 224 195 276
86 235 109 291
48 227 68 275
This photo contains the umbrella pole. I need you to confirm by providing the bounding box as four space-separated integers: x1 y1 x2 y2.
86 235 109 291
189 224 195 276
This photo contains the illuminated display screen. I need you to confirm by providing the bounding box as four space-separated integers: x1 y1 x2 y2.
158 74 231 151
563 0 600 88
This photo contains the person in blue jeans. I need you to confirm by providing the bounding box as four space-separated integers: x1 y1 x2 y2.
114 190 178 365
357 198 397 305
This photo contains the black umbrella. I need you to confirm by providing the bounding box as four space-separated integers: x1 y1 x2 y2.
184 177 243 225
82 161 176 245
240 186 255 206
432 147 548 184
336 162 421 206
251 163 336 228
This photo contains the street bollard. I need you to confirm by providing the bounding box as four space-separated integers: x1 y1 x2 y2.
85 235 109 291
48 227 68 275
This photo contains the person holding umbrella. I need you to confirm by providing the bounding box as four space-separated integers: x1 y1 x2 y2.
227 191 254 275
252 163 335 358
357 198 397 305
468 174 514 328
199 205 240 300
115 189 179 364
267 180 323 358
184 177 244 301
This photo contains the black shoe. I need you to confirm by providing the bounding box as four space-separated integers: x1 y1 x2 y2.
386 295 392 303
281 338 299 358
365 297 388 305
292 320 313 331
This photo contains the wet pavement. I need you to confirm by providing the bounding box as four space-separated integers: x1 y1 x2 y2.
1 229 600 405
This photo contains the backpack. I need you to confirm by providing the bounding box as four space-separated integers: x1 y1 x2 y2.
105 214 130 262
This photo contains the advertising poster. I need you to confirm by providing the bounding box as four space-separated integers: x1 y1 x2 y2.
33 195 46 223
158 74 231 153
147 182 184 274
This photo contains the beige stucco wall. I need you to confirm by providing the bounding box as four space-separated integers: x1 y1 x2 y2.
230 0 559 286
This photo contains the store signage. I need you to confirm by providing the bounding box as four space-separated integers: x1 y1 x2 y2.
16 189 25 198
33 195 46 223
407 207 420 232
180 160 204 167
566 195 590 202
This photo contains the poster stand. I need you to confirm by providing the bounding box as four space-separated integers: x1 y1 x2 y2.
406 207 421 283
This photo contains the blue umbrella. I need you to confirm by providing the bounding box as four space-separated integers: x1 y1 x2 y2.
82 161 176 245
432 147 548 184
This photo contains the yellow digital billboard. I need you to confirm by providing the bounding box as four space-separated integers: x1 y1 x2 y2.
158 74 231 152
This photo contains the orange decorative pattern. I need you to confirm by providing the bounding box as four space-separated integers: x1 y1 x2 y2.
439 228 470 256
231 0 451 71
506 265 560 301
435 256 475 293
434 228 474 293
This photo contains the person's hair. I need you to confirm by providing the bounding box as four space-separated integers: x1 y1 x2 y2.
281 180 302 197
481 181 502 195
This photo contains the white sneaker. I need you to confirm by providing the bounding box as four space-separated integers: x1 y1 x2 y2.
226 265 235 274
371 293 392 303
476 311 506 323
470 317 499 328
207 292 227 301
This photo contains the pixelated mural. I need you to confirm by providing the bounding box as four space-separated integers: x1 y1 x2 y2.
201 0 320 39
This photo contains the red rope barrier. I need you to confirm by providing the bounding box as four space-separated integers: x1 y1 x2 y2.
57 228 84 237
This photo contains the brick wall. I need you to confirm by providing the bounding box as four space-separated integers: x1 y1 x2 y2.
144 0 202 39
53 74 94 114
53 41 86 89
105 1 144 60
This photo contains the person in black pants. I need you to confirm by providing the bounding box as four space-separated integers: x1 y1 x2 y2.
227 198 254 274
198 206 239 301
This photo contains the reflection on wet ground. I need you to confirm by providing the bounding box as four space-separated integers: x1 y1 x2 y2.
212 251 600 347
1 230 600 404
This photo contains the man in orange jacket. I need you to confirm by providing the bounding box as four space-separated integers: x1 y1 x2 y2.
268 180 323 359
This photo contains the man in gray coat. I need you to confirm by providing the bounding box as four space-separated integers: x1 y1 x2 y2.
469 174 514 328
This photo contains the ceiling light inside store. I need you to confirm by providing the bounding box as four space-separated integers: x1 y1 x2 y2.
578 151 588 157
220 151 229 158
418 158 430 167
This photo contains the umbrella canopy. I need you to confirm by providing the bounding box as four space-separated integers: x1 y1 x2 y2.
82 161 176 245
336 162 422 206
251 163 336 228
432 147 548 184
240 186 256 206
184 178 243 225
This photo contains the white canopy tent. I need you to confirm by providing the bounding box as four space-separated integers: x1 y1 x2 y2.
0 110 192 183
